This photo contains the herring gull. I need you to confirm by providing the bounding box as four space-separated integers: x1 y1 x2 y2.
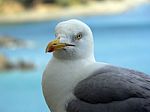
42 19 150 112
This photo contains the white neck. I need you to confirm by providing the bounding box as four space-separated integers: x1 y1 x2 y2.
52 53 95 64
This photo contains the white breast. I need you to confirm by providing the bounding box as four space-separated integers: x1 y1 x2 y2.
42 57 107 112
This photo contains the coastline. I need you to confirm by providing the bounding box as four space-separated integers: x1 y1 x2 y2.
0 0 149 24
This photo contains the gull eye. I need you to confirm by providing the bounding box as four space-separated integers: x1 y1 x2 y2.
75 33 82 40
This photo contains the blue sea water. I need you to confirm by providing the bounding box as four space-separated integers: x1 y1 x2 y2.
0 3 150 112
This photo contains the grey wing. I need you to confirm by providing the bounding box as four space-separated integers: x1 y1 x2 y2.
66 65 150 112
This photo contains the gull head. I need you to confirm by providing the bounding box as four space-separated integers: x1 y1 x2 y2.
46 19 94 60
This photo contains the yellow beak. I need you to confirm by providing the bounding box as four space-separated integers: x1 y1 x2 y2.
45 38 75 53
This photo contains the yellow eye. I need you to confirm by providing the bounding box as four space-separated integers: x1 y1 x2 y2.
76 33 82 40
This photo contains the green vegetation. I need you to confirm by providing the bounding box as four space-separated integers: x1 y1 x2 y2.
0 0 7 4
0 0 87 7
55 0 87 6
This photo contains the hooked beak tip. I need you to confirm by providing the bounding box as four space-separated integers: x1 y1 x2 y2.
45 38 75 53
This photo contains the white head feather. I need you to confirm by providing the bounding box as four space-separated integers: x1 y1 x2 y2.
53 19 95 60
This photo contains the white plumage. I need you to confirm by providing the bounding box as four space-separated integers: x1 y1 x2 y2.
42 19 107 112
42 19 150 112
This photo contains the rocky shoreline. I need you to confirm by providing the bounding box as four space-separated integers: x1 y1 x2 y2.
0 36 35 71
0 36 34 49
0 54 35 71
0 0 149 24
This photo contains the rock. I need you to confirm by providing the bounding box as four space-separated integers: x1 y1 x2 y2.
0 36 36 72
0 36 35 49
17 60 35 70
0 54 35 71
0 54 14 70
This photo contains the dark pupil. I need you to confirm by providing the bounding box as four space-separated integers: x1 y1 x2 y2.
78 34 81 38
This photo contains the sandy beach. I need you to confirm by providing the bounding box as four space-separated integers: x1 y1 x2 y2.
0 0 149 24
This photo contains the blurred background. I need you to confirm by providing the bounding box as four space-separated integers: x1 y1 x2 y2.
0 0 150 112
